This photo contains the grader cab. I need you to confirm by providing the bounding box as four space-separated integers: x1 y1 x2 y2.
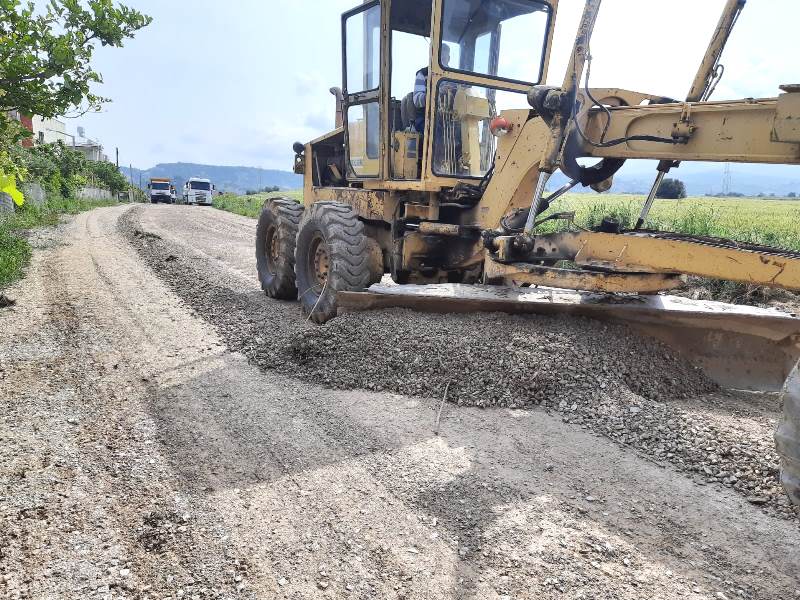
255 0 800 505
262 0 560 309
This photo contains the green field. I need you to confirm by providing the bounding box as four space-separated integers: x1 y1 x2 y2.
546 194 800 250
0 197 117 288
214 191 302 219
216 191 800 251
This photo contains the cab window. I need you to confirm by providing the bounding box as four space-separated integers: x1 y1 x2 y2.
439 0 551 85
388 0 432 179
345 4 380 93
432 81 528 178
433 0 551 178
343 2 381 177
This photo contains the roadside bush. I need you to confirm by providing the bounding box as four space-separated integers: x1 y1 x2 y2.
11 141 129 199
87 160 128 194
0 225 31 287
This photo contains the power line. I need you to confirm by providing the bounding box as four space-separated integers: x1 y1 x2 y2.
722 164 732 195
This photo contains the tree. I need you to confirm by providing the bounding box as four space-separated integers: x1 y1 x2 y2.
0 0 151 119
87 159 127 194
656 178 687 200
0 1 151 178
789 192 796 198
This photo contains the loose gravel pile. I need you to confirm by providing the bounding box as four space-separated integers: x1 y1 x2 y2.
121 208 797 518
282 310 713 405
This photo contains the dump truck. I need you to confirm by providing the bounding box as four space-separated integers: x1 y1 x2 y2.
254 0 800 505
183 177 214 206
147 177 175 204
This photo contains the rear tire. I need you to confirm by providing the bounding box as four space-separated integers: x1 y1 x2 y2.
776 361 800 506
255 197 304 299
294 202 377 324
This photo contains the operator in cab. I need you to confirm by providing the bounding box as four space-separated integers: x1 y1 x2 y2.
412 43 451 134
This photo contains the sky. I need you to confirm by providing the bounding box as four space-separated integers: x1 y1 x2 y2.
72 0 799 172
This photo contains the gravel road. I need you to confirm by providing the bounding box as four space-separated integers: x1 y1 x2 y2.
1 203 798 599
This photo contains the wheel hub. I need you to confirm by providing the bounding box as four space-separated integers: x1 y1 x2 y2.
265 225 279 274
309 234 330 290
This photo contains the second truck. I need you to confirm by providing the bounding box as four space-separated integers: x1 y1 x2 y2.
182 177 214 206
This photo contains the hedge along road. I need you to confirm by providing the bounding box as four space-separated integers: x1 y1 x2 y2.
0 202 797 600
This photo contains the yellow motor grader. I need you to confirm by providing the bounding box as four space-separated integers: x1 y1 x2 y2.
255 0 800 505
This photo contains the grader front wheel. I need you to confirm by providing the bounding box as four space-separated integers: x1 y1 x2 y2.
255 197 304 299
294 202 380 324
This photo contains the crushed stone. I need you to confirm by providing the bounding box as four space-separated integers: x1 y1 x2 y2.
120 207 797 519
281 309 714 406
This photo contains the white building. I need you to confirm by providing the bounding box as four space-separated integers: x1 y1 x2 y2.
32 117 71 145
73 127 109 162
74 140 108 162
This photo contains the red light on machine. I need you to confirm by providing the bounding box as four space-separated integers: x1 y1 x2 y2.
489 116 512 137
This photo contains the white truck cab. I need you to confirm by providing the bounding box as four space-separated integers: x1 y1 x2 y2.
183 177 214 206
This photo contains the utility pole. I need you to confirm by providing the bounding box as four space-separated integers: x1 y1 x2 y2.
115 148 120 202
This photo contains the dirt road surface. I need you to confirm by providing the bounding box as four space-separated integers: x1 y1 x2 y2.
1 204 798 599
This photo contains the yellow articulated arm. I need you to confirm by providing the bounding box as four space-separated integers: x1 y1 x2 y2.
581 94 800 165
486 230 800 294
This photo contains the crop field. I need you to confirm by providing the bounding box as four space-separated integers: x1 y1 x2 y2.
216 191 800 251
548 194 800 250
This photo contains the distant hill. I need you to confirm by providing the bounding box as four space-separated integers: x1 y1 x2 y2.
123 162 301 195
548 161 800 197
123 160 800 198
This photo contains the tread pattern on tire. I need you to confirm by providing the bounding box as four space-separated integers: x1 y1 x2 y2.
255 197 304 299
295 201 375 324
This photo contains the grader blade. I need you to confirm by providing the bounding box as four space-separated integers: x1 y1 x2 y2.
338 284 800 392
776 363 800 505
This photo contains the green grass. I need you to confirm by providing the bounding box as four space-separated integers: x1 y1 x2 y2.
0 196 117 288
213 191 303 218
544 194 800 250
0 227 31 289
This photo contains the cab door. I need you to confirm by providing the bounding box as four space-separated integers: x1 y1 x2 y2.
342 0 383 179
